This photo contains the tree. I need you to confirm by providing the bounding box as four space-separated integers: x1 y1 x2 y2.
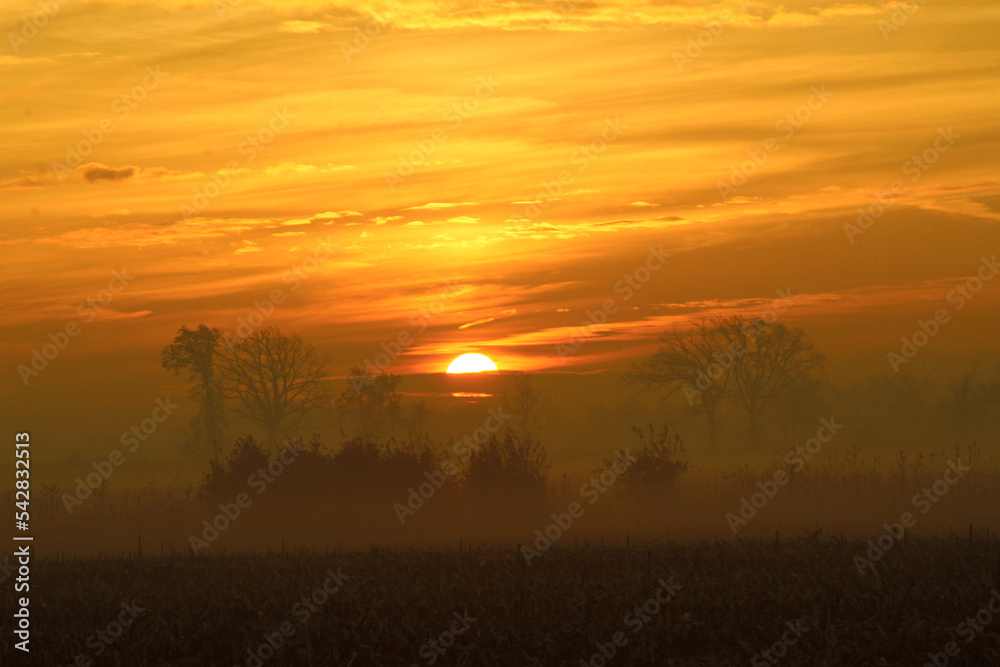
503 371 543 444
334 367 403 437
218 327 329 449
624 319 731 447
161 324 225 461
718 316 825 445
940 364 1000 445
946 366 978 445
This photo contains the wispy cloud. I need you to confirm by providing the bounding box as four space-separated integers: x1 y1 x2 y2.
407 202 477 210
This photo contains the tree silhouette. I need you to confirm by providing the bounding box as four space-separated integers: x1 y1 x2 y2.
503 371 543 444
939 363 1000 445
218 327 329 449
161 324 225 461
334 367 402 438
624 319 731 447
718 315 825 445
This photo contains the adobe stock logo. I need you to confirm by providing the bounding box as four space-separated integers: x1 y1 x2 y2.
725 417 842 534
520 117 626 221
341 2 400 62
844 127 960 244
887 254 997 372
62 397 179 514
385 77 500 192
672 11 734 72
17 268 135 386
8 0 72 53
556 246 670 357
50 67 170 181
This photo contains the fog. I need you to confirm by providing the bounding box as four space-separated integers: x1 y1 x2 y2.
6 323 999 558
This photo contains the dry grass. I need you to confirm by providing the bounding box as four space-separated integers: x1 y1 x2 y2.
4 538 1000 666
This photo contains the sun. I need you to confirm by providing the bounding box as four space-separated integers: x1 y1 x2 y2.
446 353 498 374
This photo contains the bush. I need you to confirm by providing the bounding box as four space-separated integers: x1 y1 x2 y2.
608 425 689 504
463 432 550 527
198 433 269 501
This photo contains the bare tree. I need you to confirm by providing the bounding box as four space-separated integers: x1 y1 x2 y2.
946 366 978 445
717 315 825 445
624 319 731 447
334 367 402 438
218 327 329 449
161 324 225 461
503 371 543 443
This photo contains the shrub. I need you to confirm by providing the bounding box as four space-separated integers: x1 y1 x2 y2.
608 424 689 504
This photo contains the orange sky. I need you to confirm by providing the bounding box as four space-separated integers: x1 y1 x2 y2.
2 0 999 386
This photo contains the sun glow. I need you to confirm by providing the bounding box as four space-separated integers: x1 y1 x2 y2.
446 353 498 374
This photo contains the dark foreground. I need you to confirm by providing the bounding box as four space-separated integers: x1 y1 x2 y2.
4 538 1000 666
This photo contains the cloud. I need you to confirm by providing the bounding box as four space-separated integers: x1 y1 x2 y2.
0 56 55 66
311 210 363 224
4 0 998 380
819 3 883 17
71 163 203 185
404 216 480 227
96 309 154 321
407 202 477 210
263 162 355 175
235 240 262 254
34 217 276 248
211 0 896 31
278 20 328 33
501 222 581 240
80 163 137 183
458 317 495 329
713 196 762 206
54 52 128 61
0 162 207 190
0 175 47 190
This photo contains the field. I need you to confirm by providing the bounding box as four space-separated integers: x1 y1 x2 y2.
5 538 1000 666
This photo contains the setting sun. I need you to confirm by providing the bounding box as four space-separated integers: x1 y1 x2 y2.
446 353 498 374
